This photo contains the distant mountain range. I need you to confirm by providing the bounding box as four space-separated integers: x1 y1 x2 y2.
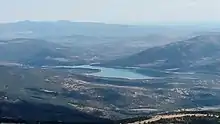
0 21 163 38
1 21 220 71
0 20 213 39
101 34 220 72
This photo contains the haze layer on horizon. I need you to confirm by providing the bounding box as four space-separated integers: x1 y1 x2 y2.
0 0 220 24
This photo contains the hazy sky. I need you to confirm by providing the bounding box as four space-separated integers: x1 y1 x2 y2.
1 0 220 24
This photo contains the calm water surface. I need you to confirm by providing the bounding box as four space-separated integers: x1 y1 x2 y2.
66 65 153 79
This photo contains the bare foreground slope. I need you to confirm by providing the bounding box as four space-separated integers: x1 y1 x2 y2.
129 113 214 124
119 111 220 124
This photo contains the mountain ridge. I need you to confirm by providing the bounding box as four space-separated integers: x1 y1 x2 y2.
101 33 220 72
